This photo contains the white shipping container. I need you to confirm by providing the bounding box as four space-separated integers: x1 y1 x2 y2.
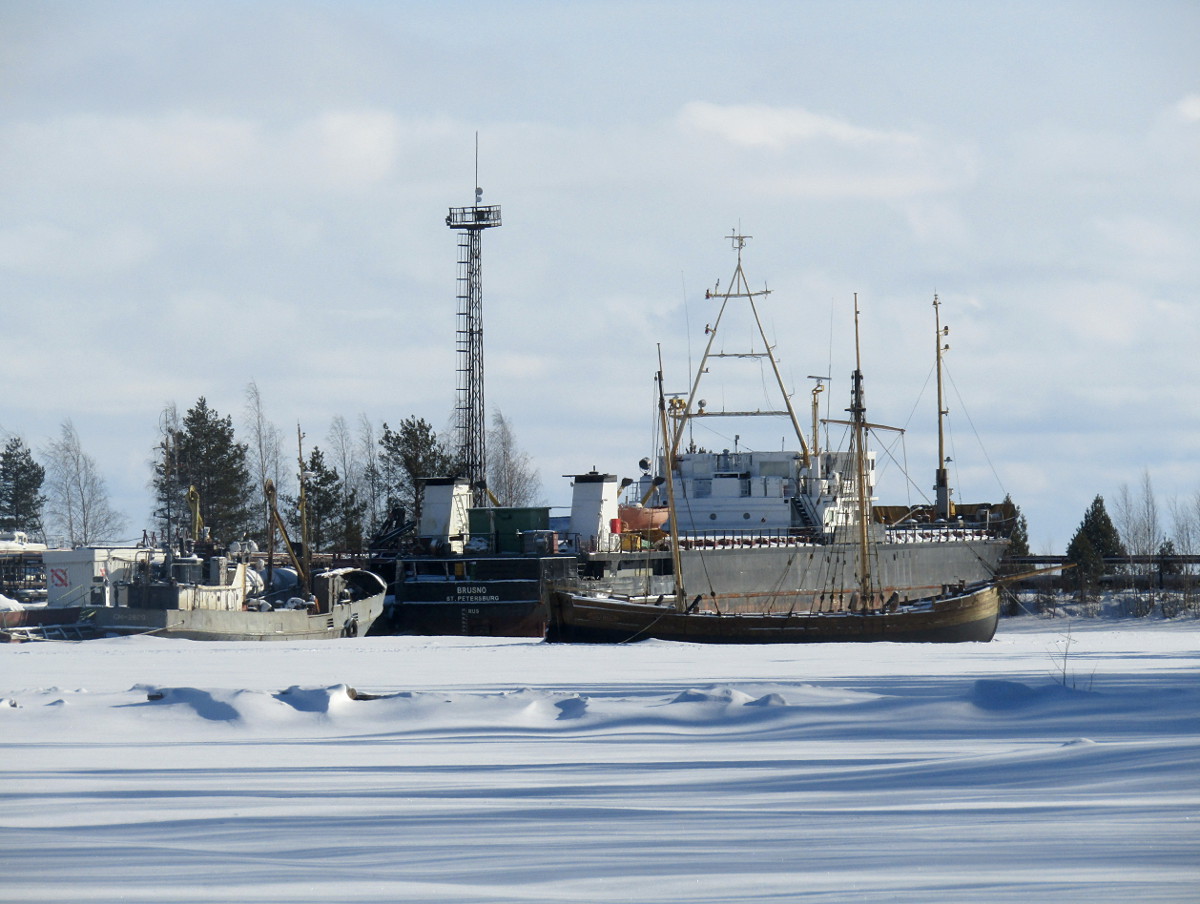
43 547 163 608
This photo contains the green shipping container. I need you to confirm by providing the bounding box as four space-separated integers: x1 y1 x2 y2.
467 507 551 554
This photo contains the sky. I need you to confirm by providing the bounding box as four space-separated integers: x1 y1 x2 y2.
1 0 1197 552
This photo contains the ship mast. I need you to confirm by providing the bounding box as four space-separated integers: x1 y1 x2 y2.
850 294 872 600
296 424 312 596
933 294 953 520
808 376 827 458
668 233 811 467
656 347 687 611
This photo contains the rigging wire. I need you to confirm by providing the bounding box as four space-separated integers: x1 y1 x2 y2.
900 363 937 432
869 427 933 507
682 272 693 390
944 360 1008 498
824 297 836 450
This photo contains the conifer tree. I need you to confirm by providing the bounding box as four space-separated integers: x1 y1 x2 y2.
377 417 457 524
1001 494 1030 558
1066 495 1126 593
284 446 366 552
154 398 253 542
1157 539 1182 577
0 436 46 537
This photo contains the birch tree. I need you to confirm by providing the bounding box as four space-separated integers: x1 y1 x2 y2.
357 414 384 535
1114 470 1162 569
244 381 285 544
43 420 127 545
487 410 542 507
326 415 363 543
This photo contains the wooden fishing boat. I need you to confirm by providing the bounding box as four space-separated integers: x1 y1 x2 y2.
548 582 1000 644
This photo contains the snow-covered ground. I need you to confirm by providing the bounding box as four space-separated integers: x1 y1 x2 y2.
2 617 1197 903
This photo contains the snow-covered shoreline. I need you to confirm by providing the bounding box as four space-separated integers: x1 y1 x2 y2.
3 619 1197 903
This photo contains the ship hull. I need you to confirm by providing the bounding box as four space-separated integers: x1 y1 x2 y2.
582 534 1006 602
1 606 86 641
377 554 577 637
79 594 385 642
546 583 1000 644
384 598 547 637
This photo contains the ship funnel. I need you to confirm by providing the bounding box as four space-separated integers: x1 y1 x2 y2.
568 471 620 553
419 477 472 552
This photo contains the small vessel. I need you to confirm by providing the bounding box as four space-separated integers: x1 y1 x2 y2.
0 530 48 605
79 545 386 641
369 480 578 637
6 538 386 642
0 532 90 640
547 234 1008 644
58 434 385 642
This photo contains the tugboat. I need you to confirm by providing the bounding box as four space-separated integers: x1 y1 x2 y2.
369 478 577 637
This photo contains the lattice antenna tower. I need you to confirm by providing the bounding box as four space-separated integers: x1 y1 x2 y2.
445 136 501 506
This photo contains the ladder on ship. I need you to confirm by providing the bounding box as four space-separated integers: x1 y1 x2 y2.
1 623 101 643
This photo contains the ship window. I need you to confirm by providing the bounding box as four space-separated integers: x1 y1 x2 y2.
694 479 712 497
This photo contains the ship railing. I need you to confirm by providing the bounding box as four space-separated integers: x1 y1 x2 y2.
554 574 644 602
671 528 826 550
558 532 621 555
881 524 997 543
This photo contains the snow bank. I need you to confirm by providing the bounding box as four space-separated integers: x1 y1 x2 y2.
1 623 1196 903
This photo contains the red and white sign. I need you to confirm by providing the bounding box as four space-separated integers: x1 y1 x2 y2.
50 568 69 588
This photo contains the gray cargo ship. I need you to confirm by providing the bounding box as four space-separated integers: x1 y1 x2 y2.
547 234 1008 643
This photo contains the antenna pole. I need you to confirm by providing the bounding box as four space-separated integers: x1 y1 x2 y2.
446 140 502 507
669 233 811 467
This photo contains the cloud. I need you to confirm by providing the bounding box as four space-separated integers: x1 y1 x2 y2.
1174 94 1200 124
4 114 261 187
0 222 156 276
673 102 977 202
677 102 917 150
1091 215 1195 280
3 110 408 194
297 111 404 188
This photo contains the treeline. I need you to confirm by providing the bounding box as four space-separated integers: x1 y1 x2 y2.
8 397 1195 572
1058 471 1200 594
1 382 541 552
